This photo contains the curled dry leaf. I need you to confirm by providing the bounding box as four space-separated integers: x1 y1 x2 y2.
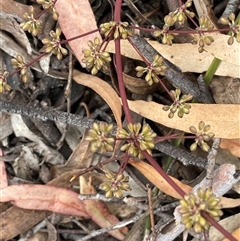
55 0 101 67
122 72 160 94
80 176 128 240
0 183 89 218
106 37 240 78
73 69 122 128
126 99 240 139
0 160 89 218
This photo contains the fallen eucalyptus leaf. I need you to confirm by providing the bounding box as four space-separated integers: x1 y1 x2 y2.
55 0 101 67
106 37 240 78
73 69 122 128
126 99 240 139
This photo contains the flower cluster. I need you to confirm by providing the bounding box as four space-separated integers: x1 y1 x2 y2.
42 28 68 60
0 71 11 93
153 1 194 45
171 0 195 26
135 55 167 85
36 0 59 20
20 6 42 36
220 13 240 45
196 16 214 53
100 21 132 39
118 123 156 159
162 89 193 118
85 122 115 154
82 37 111 75
99 171 131 198
189 121 215 152
179 188 223 233
11 55 29 82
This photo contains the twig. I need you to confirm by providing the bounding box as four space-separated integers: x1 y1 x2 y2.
76 216 139 241
206 138 220 184
147 185 156 240
155 141 208 168
0 100 98 130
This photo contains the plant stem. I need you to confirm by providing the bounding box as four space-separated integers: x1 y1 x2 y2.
204 58 221 86
201 211 238 241
114 0 133 124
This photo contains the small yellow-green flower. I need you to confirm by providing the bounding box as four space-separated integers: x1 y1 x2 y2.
118 123 156 159
42 28 68 60
162 88 193 118
136 55 167 85
0 71 11 93
172 0 195 26
179 188 223 233
99 171 131 198
189 121 215 152
82 37 111 75
36 0 59 20
196 16 214 53
85 122 115 154
100 21 132 39
11 55 30 82
20 6 42 36
220 13 240 45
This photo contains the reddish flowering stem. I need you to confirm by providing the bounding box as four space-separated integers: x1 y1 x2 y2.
114 0 133 124
201 211 238 241
129 25 231 34
9 52 47 77
141 148 186 197
114 0 122 22
60 29 99 44
114 38 133 124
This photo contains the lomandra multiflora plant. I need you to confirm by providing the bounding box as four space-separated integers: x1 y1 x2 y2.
1 0 240 240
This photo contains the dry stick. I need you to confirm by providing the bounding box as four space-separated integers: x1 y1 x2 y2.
206 138 220 183
155 141 208 168
0 100 210 168
128 34 214 104
219 0 239 20
147 184 156 241
0 100 97 130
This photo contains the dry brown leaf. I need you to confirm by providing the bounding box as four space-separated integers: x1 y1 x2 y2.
0 159 89 218
0 0 42 20
55 0 101 66
123 72 159 94
80 176 128 240
219 197 240 209
0 206 51 241
0 183 89 218
203 33 240 66
129 159 192 199
126 100 240 139
73 69 122 128
220 139 240 157
106 37 240 78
